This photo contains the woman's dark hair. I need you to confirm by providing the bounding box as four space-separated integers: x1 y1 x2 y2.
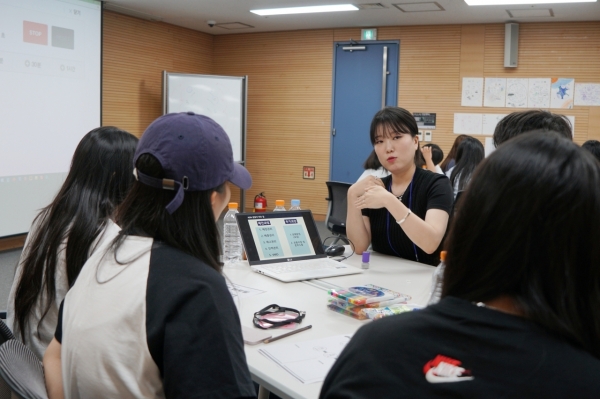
440 134 470 172
582 140 600 164
14 127 138 341
362 150 383 170
369 107 424 166
422 143 444 165
449 137 484 192
113 153 225 272
443 131 600 358
493 110 572 147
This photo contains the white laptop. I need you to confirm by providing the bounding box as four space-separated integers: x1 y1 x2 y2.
236 210 362 282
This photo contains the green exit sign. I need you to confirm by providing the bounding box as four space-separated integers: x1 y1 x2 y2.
361 29 377 40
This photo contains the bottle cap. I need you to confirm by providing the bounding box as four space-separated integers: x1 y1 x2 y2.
361 251 370 263
440 250 447 261
291 199 300 207
228 202 238 209
275 200 285 206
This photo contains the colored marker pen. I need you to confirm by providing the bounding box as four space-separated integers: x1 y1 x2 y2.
361 251 370 270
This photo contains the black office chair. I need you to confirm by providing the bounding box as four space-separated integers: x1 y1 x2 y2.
0 339 48 399
325 181 352 245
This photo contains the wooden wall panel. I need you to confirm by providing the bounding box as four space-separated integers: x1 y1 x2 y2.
460 25 485 78
214 30 334 216
214 21 600 218
3 19 599 249
482 22 600 144
102 11 213 137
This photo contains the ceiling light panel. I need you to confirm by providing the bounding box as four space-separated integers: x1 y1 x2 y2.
465 0 595 5
250 4 359 16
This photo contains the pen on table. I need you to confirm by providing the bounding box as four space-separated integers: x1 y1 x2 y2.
263 325 312 344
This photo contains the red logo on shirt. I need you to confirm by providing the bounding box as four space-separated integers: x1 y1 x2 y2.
423 355 474 383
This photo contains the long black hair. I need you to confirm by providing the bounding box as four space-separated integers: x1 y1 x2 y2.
112 153 224 272
443 131 600 358
449 137 484 192
369 106 424 166
440 134 469 172
14 127 138 341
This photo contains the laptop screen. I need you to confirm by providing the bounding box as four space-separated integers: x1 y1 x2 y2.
236 210 326 265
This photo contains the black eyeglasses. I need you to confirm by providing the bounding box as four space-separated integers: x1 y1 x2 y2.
253 304 306 329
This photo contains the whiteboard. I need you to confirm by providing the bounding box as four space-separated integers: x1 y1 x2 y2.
163 72 246 162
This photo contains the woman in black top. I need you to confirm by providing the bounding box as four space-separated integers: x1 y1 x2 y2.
347 107 453 265
321 132 600 398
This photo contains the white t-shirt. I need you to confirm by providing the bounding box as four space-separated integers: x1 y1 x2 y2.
6 219 120 359
357 167 390 182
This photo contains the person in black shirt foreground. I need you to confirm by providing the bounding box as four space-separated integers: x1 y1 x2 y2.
321 131 600 398
44 112 256 399
347 107 453 266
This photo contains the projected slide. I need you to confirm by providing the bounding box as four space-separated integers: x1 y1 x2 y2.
0 0 101 237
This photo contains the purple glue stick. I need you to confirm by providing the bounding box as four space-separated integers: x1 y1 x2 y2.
361 251 370 270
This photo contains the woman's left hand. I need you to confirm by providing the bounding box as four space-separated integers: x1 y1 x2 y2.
355 185 393 210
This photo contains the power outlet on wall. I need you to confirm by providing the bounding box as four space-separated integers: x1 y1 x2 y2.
424 131 432 142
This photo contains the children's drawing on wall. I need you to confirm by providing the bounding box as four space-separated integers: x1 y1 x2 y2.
551 78 574 109
484 78 506 107
505 78 528 108
528 78 551 108
454 113 483 135
461 77 484 107
574 83 600 106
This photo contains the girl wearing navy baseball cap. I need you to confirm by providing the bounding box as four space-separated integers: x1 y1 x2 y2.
44 112 255 398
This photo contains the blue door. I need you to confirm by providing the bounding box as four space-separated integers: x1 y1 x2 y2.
330 41 399 183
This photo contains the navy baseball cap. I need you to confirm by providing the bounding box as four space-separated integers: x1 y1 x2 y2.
133 112 252 214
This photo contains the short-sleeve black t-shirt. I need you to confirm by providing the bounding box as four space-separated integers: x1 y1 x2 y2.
55 238 256 399
362 168 453 266
320 297 600 399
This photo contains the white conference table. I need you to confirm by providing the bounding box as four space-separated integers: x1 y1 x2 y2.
223 251 435 399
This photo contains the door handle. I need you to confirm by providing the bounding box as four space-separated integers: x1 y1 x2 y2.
381 46 388 109
332 128 336 136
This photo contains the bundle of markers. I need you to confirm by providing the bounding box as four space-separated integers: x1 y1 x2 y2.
327 284 419 320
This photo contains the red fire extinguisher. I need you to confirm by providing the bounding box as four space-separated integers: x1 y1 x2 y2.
254 192 267 213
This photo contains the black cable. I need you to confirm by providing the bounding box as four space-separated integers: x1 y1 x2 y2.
322 236 355 262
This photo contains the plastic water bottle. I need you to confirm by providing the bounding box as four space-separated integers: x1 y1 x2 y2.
289 199 301 211
427 250 446 305
223 202 242 265
273 200 286 211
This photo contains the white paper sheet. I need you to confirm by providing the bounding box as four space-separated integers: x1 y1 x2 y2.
226 282 266 299
485 137 495 158
259 334 353 384
484 78 506 107
574 83 600 106
482 114 507 136
551 77 574 109
506 78 528 108
528 78 551 108
461 77 484 107
454 113 483 135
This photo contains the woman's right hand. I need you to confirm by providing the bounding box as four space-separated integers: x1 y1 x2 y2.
349 175 384 202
